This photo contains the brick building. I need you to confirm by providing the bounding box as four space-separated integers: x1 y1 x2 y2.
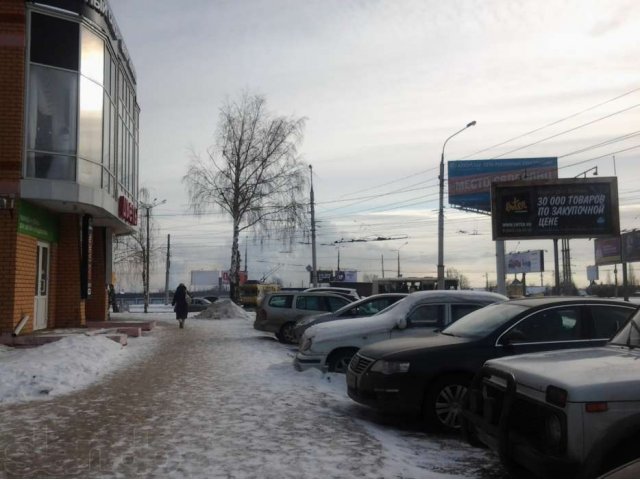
0 0 139 334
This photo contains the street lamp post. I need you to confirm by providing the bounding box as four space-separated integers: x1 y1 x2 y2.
141 198 166 313
437 120 476 290
395 241 408 277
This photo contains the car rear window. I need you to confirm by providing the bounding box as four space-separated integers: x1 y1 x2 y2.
268 295 293 309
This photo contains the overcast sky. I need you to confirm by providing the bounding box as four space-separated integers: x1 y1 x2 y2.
108 0 640 291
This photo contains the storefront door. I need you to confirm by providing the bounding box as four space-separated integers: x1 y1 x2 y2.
34 242 49 330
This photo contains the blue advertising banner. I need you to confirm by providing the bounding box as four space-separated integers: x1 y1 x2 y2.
448 157 558 212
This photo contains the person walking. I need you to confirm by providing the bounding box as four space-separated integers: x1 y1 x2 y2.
172 283 190 328
108 284 119 313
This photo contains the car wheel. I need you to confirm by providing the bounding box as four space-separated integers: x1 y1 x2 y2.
424 374 471 432
327 348 357 373
276 322 297 344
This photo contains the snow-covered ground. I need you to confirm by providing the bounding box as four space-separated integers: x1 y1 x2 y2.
0 325 157 405
0 300 503 478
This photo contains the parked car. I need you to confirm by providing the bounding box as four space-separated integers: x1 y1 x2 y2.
293 293 408 341
346 297 636 433
601 458 640 479
254 291 351 343
295 290 508 374
188 297 212 312
463 304 640 478
303 287 360 302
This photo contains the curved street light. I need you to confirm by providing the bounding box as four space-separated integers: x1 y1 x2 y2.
437 121 476 289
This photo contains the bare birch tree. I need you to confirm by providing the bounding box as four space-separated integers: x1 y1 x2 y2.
184 93 308 302
113 187 163 293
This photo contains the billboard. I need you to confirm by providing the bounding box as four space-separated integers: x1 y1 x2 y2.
623 230 640 263
311 270 333 284
448 157 557 212
220 271 248 284
333 270 358 282
594 237 621 266
505 250 544 274
492 177 619 240
192 270 220 286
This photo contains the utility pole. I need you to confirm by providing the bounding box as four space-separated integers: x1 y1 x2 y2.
309 165 318 287
381 254 385 278
164 234 170 305
244 236 248 279
142 198 165 314
145 206 150 313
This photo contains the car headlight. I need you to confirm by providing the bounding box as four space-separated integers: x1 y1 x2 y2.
544 412 564 452
369 360 410 375
300 337 312 352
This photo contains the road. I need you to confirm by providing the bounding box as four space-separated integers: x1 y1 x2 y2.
0 315 505 478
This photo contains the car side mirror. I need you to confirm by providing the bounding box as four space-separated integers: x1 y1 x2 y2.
396 318 407 330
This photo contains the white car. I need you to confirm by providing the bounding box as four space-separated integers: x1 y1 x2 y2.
294 290 508 373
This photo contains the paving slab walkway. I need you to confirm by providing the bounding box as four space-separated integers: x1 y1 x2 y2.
0 317 504 478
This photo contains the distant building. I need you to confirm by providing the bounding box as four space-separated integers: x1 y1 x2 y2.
0 0 139 333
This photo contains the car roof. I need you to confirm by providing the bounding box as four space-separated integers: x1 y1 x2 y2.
504 296 637 307
407 290 508 303
265 291 351 298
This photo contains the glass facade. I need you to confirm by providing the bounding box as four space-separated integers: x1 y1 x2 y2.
26 10 139 205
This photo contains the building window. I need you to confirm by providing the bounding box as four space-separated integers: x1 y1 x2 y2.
27 64 77 181
26 9 138 207
30 13 79 70
78 75 103 165
80 26 104 85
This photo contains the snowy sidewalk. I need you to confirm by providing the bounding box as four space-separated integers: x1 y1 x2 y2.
0 314 503 478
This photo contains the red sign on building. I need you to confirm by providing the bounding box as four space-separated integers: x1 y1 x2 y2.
118 196 138 225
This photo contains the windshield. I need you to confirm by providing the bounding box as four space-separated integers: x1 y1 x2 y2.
441 303 528 339
609 309 640 347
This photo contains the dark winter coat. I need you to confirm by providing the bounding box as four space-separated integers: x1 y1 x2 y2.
172 284 189 320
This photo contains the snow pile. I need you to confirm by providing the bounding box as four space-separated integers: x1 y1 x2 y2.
0 335 122 404
194 298 253 320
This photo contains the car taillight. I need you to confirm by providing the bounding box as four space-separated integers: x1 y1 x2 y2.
585 402 608 413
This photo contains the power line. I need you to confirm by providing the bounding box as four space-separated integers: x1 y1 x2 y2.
462 86 640 159
491 103 640 160
559 143 640 170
